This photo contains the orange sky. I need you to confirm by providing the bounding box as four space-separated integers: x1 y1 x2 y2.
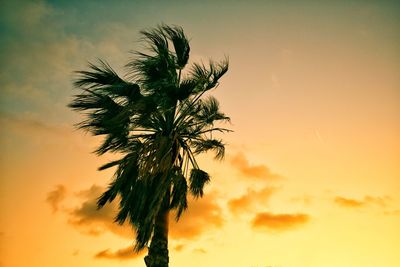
1 1 399 267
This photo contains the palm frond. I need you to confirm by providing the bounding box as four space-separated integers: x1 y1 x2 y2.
73 59 124 89
189 57 229 93
213 57 229 82
140 26 169 55
191 138 225 160
73 60 143 106
97 151 140 207
163 25 190 69
190 62 212 92
193 96 230 125
189 169 210 198
98 159 122 171
170 167 188 220
126 26 178 98
175 78 198 100
128 53 176 93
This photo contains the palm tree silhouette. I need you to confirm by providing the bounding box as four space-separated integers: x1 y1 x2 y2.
69 25 230 267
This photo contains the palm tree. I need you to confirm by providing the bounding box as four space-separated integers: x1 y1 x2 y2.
69 25 230 267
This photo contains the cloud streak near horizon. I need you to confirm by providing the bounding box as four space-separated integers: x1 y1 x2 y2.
251 212 310 232
94 246 146 260
334 195 390 209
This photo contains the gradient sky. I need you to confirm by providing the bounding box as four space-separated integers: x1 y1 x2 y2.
1 1 399 267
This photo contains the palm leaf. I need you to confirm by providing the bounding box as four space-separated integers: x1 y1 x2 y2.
191 138 225 160
163 25 190 68
170 167 188 220
189 169 210 198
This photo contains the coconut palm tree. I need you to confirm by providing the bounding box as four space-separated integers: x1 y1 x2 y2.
69 25 230 267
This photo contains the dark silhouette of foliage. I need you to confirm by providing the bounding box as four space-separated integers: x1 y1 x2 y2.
69 24 230 267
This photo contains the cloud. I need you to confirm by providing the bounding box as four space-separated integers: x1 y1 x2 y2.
174 244 185 252
251 212 309 232
170 192 224 239
334 197 364 208
0 0 105 123
334 195 390 208
364 196 390 207
228 186 277 215
0 0 146 129
1 1 73 101
51 184 224 241
46 184 67 213
94 246 145 260
230 152 281 180
1 0 52 30
384 210 400 216
193 248 207 254
67 185 133 239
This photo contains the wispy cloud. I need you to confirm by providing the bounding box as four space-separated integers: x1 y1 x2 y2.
46 184 67 213
0 0 125 122
251 212 309 232
230 152 281 180
228 186 278 215
334 196 364 208
1 0 53 30
193 248 207 254
334 195 390 209
174 244 185 252
94 246 145 260
1 1 70 106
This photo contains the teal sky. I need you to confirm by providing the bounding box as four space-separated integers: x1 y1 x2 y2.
1 0 399 125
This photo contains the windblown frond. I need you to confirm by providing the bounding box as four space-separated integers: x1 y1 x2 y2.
191 138 225 160
170 167 188 220
194 96 230 125
73 60 124 88
189 169 210 198
163 25 190 69
190 57 229 92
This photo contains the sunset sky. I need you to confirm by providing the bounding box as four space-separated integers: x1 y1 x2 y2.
1 1 399 267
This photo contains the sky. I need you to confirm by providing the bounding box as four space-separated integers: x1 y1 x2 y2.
0 0 399 266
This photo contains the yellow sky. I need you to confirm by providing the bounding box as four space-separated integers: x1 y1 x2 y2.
0 1 399 267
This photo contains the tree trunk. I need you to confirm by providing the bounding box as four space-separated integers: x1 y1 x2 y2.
144 190 170 267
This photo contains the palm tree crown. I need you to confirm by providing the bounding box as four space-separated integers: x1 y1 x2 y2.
69 25 230 264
